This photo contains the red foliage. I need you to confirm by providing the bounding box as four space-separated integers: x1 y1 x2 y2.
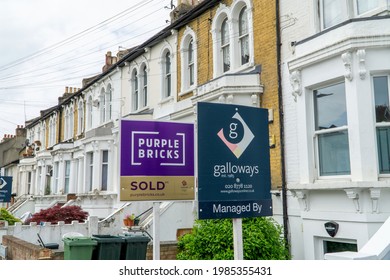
26 205 88 224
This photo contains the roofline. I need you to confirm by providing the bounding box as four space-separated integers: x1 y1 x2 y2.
26 0 222 129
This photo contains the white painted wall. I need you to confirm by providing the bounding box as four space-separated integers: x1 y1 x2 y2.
280 0 390 259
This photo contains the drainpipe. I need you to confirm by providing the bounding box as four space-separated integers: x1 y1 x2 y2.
276 0 289 253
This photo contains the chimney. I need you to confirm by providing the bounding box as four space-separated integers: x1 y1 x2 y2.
16 125 26 138
170 0 202 23
103 51 116 72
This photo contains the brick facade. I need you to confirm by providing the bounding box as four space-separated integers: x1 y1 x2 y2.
176 0 282 189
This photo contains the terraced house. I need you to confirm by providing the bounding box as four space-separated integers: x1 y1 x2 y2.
4 0 283 244
281 0 390 259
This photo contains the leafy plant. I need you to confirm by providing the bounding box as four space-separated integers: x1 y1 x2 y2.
0 208 21 225
177 217 290 260
26 205 88 224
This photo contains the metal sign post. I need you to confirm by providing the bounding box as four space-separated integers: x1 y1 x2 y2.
233 218 243 260
153 202 160 260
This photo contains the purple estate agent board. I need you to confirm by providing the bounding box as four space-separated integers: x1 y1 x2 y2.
120 119 195 201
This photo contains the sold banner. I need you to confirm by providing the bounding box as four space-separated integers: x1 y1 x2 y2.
120 119 195 201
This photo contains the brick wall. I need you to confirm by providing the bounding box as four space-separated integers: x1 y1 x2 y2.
146 241 178 260
2 235 177 260
176 0 282 189
2 235 63 260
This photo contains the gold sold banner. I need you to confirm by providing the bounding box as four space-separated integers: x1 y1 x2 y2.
120 120 195 201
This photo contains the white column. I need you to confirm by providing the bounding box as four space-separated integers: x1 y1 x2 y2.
345 50 377 181
77 157 84 194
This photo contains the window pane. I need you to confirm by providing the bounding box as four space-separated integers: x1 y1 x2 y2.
239 7 248 36
221 18 230 72
102 150 108 163
188 39 194 64
134 71 138 110
165 52 171 73
102 151 108 191
374 76 390 122
314 82 347 130
189 64 194 86
377 127 390 173
165 52 171 97
322 0 347 28
318 131 351 176
357 0 379 14
240 35 249 65
324 241 357 254
221 18 229 45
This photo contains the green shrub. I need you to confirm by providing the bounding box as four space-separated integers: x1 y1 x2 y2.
0 208 21 225
177 217 290 260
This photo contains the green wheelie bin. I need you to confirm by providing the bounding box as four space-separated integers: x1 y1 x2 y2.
120 233 151 260
91 234 125 260
63 236 97 260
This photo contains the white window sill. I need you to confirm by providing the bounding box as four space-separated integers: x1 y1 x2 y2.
179 87 196 97
158 96 174 106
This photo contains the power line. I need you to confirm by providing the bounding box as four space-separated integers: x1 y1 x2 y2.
0 0 158 73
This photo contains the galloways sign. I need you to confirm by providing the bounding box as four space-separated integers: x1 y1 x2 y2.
197 102 272 219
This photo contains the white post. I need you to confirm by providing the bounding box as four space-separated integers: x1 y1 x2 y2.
153 202 160 260
233 218 244 260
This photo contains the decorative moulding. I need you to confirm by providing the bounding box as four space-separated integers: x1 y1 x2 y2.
341 51 353 81
357 49 366 80
290 70 301 102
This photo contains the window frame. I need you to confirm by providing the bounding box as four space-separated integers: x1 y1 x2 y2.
238 6 250 66
221 17 231 73
132 69 139 111
141 64 148 108
318 0 386 31
373 75 390 175
164 51 172 98
180 27 198 95
64 160 70 194
101 150 109 191
87 152 94 192
105 84 112 122
87 95 93 130
77 99 84 135
312 81 351 178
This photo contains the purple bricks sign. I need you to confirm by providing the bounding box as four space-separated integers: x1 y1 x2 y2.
120 119 195 201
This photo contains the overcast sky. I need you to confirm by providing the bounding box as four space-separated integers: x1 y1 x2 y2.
0 0 173 136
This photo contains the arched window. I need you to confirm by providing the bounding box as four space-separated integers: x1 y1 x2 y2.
69 105 74 139
142 65 148 107
164 51 172 98
41 121 46 149
78 99 84 135
188 39 195 86
132 69 139 111
212 2 254 76
239 6 249 65
87 96 93 129
221 18 230 73
49 115 56 147
64 108 70 139
105 84 112 121
180 27 197 93
100 88 106 124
